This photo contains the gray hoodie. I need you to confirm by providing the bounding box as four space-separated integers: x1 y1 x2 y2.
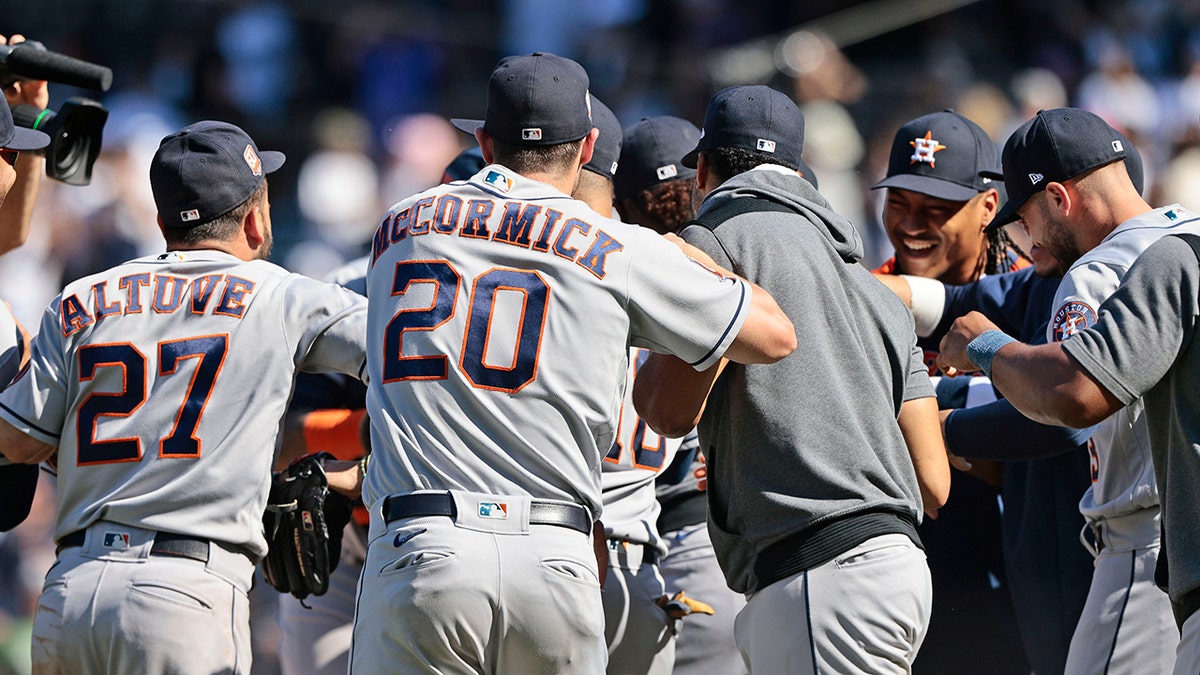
681 165 933 593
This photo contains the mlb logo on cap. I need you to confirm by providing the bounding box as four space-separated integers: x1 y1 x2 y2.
757 139 777 153
522 128 543 141
181 209 200 222
656 164 678 180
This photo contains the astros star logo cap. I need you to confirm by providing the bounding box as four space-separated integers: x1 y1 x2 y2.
872 109 998 202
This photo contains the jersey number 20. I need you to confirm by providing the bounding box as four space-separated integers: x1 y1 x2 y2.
383 260 548 393
77 335 228 465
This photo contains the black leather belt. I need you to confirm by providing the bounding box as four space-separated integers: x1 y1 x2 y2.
57 531 213 563
383 492 591 535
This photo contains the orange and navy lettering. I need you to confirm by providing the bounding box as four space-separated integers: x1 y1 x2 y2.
61 274 257 337
370 198 626 278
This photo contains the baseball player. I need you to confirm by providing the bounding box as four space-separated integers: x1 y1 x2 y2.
961 108 1185 673
871 110 1031 672
936 231 1200 675
635 85 950 674
614 114 747 675
576 99 692 675
350 52 796 674
0 121 370 674
275 147 487 675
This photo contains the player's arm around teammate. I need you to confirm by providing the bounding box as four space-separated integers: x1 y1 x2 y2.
632 233 796 438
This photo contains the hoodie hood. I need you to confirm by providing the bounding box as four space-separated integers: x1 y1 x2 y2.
698 165 864 263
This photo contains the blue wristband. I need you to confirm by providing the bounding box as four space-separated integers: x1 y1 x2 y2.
965 330 1017 378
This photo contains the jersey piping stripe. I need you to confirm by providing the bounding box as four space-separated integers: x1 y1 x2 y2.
1102 551 1137 673
688 280 748 368
0 401 62 439
468 183 579 203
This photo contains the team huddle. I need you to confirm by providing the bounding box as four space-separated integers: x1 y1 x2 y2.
0 48 1198 675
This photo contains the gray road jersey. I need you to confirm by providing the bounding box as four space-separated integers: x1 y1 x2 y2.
0 250 368 559
1063 234 1200 605
1048 205 1200 522
601 347 698 554
362 165 751 518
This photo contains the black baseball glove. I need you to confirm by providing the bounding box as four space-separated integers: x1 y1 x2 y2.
261 452 354 600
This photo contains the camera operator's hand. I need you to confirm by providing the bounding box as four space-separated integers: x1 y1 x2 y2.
0 33 47 255
0 35 49 109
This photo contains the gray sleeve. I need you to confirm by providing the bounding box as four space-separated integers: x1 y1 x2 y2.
903 339 935 402
1063 236 1200 405
284 276 369 379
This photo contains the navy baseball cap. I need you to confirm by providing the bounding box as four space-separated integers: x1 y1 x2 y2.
0 104 49 151
440 146 486 183
614 116 700 200
872 110 998 202
986 108 1127 231
582 97 621 178
681 85 804 170
451 52 593 146
150 121 285 229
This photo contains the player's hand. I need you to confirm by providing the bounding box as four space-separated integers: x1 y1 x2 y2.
323 458 363 499
663 232 722 272
0 35 50 111
937 311 1000 377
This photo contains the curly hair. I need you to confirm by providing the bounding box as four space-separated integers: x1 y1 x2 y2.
625 178 697 234
704 146 799 183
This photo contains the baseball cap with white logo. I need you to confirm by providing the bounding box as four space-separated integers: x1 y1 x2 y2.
986 107 1127 231
451 52 594 147
582 97 621 179
681 85 805 171
150 121 285 229
871 109 999 202
614 116 701 200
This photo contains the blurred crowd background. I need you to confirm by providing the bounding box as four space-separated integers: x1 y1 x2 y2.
5 0 1200 672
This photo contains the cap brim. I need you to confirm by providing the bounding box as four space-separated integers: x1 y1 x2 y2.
986 195 1028 232
260 150 286 174
978 169 1004 181
451 118 484 136
5 127 49 151
680 148 700 169
871 174 980 202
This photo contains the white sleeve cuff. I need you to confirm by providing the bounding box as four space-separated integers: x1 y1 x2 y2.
904 275 946 338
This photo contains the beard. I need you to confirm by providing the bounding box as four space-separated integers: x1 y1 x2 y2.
1037 201 1083 270
256 229 274 261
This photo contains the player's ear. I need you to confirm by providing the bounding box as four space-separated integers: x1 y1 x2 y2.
1045 182 1071 216
577 127 599 169
695 153 712 198
979 188 1000 228
243 203 265 250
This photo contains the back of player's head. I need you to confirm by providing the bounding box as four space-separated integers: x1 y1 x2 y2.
451 52 593 147
871 110 997 202
615 116 700 201
582 97 621 180
150 120 285 229
682 85 805 174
